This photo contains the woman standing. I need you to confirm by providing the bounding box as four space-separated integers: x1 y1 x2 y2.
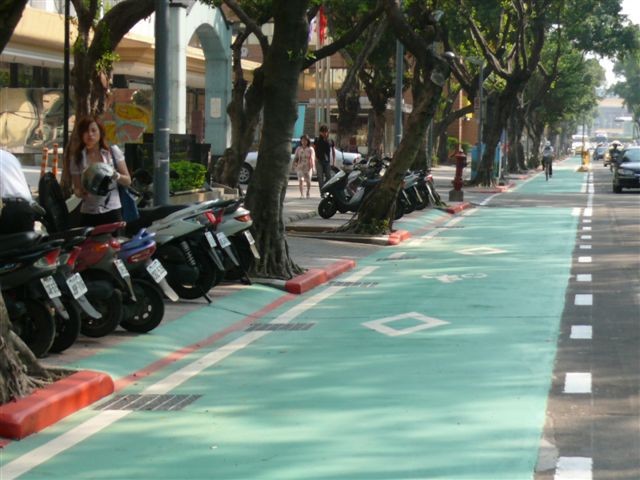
70 116 132 226
293 134 315 198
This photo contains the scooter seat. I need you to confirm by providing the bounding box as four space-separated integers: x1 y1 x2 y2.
126 205 188 233
48 227 94 242
90 222 126 236
0 231 41 252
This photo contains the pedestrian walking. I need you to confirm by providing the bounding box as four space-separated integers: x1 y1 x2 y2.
0 149 36 234
69 116 132 227
293 134 315 198
314 124 335 190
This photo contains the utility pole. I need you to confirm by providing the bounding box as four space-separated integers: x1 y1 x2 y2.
63 0 70 152
393 1 403 151
154 0 170 205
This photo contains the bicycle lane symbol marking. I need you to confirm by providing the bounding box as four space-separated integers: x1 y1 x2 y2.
362 312 449 337
421 273 488 284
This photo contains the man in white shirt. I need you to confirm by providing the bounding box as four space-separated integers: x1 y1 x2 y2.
0 149 35 233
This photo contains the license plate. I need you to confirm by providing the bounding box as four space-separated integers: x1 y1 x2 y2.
66 273 88 299
216 232 232 248
40 276 61 299
146 259 168 283
244 231 255 245
114 259 130 279
205 231 217 248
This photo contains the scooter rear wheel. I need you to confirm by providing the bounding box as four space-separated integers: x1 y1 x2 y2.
318 197 338 219
11 299 56 358
121 279 164 333
50 298 81 353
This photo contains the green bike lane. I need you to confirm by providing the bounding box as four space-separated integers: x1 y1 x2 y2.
1 158 587 479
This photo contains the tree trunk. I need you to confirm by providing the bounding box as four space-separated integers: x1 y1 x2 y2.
0 295 61 404
243 0 310 279
361 70 392 158
344 65 444 234
0 0 28 52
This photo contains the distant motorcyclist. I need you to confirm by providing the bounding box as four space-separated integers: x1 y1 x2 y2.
608 140 623 169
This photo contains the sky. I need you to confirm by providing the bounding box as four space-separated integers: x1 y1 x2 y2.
602 0 640 86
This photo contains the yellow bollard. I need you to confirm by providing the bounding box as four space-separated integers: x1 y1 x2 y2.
578 149 591 172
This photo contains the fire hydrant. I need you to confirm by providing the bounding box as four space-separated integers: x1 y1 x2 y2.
449 149 467 201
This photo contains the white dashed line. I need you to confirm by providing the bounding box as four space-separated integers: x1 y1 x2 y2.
582 226 592 231
570 325 593 340
579 245 592 250
575 294 593 306
578 257 592 263
581 235 592 240
583 207 592 217
564 373 592 394
554 456 593 480
576 274 592 282
583 219 592 224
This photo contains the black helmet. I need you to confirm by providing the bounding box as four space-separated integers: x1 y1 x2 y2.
82 162 115 196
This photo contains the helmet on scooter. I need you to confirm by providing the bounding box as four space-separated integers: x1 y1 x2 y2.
82 162 115 196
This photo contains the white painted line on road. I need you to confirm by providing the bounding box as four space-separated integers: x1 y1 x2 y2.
583 207 592 217
581 235 592 240
582 226 592 231
578 257 592 263
564 373 592 394
576 274 592 282
570 325 593 340
583 219 592 224
579 245 592 250
388 252 406 259
575 294 593 306
554 457 593 480
0 410 131 480
572 208 582 217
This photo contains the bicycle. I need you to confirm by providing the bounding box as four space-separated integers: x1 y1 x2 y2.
542 155 553 181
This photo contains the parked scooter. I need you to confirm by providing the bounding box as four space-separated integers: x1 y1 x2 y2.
318 156 406 220
117 229 174 333
0 232 64 357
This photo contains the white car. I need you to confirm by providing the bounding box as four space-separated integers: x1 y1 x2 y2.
239 138 361 184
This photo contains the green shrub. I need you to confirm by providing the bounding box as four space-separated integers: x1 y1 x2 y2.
170 161 207 192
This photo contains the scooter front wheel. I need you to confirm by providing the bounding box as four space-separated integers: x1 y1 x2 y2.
121 279 164 333
168 247 218 300
50 298 81 353
11 299 56 358
81 287 123 337
318 197 338 219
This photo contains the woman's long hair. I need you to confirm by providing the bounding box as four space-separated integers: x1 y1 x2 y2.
74 116 109 167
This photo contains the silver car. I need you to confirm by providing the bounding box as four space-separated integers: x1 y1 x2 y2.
239 138 361 184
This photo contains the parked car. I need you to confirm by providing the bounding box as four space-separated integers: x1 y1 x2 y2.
594 145 607 162
612 146 640 193
239 138 361 184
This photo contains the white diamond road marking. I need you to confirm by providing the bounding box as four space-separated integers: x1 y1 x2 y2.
576 274 592 282
456 246 506 256
571 325 593 340
362 312 449 337
554 457 593 480
575 294 593 306
564 373 592 394
578 256 592 263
